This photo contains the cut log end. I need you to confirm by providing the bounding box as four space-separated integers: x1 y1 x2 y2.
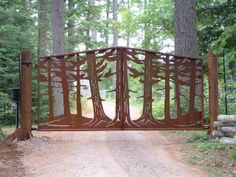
220 137 236 145
221 126 236 133
217 115 236 122
212 130 224 138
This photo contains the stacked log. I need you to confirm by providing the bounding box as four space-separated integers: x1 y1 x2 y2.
213 115 236 144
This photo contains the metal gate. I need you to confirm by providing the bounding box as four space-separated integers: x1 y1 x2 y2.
37 47 204 130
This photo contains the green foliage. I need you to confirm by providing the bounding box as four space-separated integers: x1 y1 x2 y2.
0 0 235 126
186 131 208 143
119 0 173 50
186 131 236 158
0 126 5 141
152 99 174 119
197 0 236 116
0 0 34 125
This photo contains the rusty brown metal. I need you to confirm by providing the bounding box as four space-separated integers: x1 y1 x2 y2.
20 49 32 131
208 51 219 135
37 47 204 130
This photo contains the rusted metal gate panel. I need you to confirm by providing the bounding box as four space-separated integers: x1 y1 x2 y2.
37 47 204 130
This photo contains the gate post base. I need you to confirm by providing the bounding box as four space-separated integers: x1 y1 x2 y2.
5 128 33 142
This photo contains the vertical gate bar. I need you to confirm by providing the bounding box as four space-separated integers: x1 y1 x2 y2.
164 55 171 120
189 59 196 121
120 48 124 130
121 48 134 128
37 58 41 122
17 53 21 129
76 54 82 125
48 59 54 120
208 51 219 136
222 50 228 115
20 49 32 132
201 60 204 128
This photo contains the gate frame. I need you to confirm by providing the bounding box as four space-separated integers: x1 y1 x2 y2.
36 47 205 131
15 49 219 139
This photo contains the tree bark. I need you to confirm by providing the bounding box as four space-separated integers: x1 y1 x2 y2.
51 0 65 116
68 0 75 52
112 0 118 47
86 52 111 127
105 0 110 46
38 0 54 120
174 0 197 57
126 0 130 47
143 0 151 49
174 0 198 121
38 0 49 58
112 0 118 89
89 0 97 44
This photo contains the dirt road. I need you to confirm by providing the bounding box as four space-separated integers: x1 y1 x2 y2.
16 131 208 177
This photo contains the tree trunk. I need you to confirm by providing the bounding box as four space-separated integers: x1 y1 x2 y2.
105 0 110 46
38 0 49 58
89 0 97 44
174 0 197 57
112 0 118 89
38 0 53 120
142 0 151 49
86 52 111 127
165 56 171 120
126 0 130 47
174 0 198 120
51 0 65 116
135 53 158 126
112 0 118 47
68 0 75 52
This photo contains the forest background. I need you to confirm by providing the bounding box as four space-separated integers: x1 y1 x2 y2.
0 0 235 126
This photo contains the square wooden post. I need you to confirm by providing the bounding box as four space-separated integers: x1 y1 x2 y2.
208 51 219 136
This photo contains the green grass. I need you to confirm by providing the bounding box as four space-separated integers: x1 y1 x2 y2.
0 125 15 141
177 131 236 177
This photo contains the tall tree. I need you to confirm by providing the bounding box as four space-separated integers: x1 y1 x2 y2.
38 0 49 58
112 0 118 89
105 0 110 46
51 0 66 116
52 0 65 55
112 0 118 47
67 0 75 52
89 0 97 44
126 0 130 47
174 0 197 57
174 0 198 120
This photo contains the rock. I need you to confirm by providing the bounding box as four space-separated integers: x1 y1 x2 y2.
220 137 236 145
221 126 236 133
212 130 224 137
217 115 236 122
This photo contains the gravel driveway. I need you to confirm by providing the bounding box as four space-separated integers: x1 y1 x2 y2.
16 131 208 177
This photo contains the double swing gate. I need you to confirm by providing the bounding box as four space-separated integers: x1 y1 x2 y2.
37 47 204 130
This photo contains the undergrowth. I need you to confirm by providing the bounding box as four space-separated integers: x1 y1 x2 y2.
0 127 5 141
183 131 236 177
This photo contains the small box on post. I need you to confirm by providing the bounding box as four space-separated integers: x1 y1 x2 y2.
12 88 20 102
12 88 20 129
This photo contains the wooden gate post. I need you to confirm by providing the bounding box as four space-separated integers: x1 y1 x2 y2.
5 49 33 141
12 49 33 140
208 51 219 136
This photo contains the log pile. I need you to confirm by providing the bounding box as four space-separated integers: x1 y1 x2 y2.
213 115 236 144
